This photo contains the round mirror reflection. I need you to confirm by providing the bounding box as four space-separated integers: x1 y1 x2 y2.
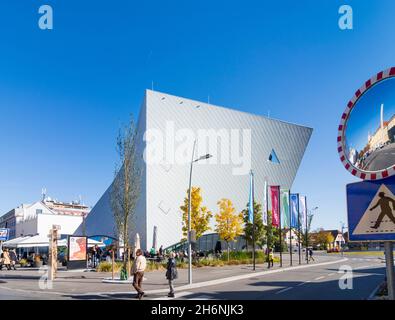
345 77 395 172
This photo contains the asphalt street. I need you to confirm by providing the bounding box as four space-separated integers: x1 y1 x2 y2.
0 253 386 300
149 254 386 300
363 143 395 171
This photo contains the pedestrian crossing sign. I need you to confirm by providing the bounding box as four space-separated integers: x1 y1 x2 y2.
347 175 395 241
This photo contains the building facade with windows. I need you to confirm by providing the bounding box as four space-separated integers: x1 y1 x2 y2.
0 197 90 240
81 90 313 250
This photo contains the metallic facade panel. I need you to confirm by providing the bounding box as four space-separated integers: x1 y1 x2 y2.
81 90 312 250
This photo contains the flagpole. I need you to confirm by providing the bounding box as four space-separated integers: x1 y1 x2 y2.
278 186 282 268
252 171 256 271
289 192 292 266
305 197 309 264
297 193 301 265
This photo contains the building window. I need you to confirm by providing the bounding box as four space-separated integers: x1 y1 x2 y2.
36 209 43 215
268 149 280 164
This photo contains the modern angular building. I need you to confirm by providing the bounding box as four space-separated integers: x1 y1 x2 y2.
81 90 312 250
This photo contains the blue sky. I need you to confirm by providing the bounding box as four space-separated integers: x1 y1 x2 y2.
346 77 395 152
0 0 394 231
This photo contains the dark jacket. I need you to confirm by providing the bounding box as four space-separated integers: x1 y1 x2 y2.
166 258 178 280
9 251 17 262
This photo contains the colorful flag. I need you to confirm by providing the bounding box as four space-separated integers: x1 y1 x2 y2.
270 186 280 227
280 189 290 228
290 193 299 228
248 171 254 223
300 196 307 231
262 180 268 226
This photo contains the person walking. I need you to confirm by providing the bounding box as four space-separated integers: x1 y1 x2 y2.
132 249 147 300
267 248 274 268
94 245 102 267
166 252 178 298
2 249 11 271
308 248 315 262
9 249 17 270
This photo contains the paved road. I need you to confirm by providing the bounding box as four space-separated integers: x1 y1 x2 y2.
0 253 386 300
363 143 395 171
148 254 385 300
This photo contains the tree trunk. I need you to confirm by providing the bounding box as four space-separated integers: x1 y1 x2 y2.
227 242 230 262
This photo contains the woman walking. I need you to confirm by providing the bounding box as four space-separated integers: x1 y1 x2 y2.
2 249 11 271
166 252 178 298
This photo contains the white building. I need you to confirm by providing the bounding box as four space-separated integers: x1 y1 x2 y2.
0 197 90 240
81 90 313 250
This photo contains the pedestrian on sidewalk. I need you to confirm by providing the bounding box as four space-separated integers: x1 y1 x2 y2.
308 248 315 262
166 252 178 298
2 249 11 271
132 249 147 300
9 249 17 270
267 248 274 268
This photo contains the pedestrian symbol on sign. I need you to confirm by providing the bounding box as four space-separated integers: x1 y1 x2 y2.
352 184 395 235
369 191 395 229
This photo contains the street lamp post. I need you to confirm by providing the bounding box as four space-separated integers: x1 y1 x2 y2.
187 139 212 285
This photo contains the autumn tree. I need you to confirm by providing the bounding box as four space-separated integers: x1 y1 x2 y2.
180 187 212 240
315 231 335 250
242 202 266 250
215 199 244 261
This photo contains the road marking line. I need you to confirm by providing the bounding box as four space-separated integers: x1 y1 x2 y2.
327 273 335 276
275 287 293 294
152 291 193 300
314 276 326 280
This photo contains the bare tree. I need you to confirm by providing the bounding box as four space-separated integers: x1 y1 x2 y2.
111 115 142 272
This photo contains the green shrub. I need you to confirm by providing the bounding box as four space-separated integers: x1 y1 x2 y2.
96 261 123 272
19 259 28 267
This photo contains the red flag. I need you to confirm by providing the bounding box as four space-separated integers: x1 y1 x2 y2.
270 186 280 227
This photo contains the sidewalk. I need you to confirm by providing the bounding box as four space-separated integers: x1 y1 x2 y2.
0 254 336 298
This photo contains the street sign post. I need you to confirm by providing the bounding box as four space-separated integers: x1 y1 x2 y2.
339 67 395 300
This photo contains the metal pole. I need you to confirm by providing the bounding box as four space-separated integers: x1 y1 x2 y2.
305 198 309 264
384 241 395 300
187 140 196 285
297 194 301 265
341 223 344 257
252 172 255 271
278 186 282 267
289 192 292 267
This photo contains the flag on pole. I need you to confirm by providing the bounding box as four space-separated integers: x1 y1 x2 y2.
280 189 290 228
270 186 280 227
262 180 268 226
300 196 307 231
248 170 254 223
290 193 299 228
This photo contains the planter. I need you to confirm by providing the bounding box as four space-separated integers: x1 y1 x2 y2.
34 261 43 268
